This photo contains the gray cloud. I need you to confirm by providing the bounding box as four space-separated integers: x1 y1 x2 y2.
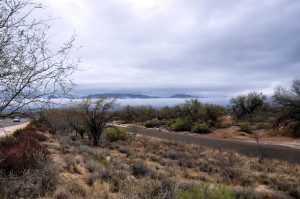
43 0 300 97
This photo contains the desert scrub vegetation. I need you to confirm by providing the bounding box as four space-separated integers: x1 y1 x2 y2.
116 99 226 133
144 118 161 128
106 127 128 142
192 122 211 134
273 78 300 137
238 122 253 134
176 183 239 199
0 122 59 198
11 119 298 199
171 118 192 131
106 134 300 199
0 123 50 174
116 78 300 139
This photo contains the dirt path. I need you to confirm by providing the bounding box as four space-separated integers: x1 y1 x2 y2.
113 124 300 164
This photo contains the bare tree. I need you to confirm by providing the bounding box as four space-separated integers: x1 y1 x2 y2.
81 97 116 146
0 0 78 116
64 105 85 138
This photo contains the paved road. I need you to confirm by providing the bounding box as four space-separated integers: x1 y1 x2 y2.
0 118 30 128
115 125 300 164
0 118 30 137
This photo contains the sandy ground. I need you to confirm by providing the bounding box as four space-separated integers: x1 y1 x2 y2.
0 122 30 137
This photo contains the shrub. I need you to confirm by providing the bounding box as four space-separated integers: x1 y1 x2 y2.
217 152 242 182
144 118 161 128
162 151 182 160
14 129 48 142
176 183 237 199
85 159 102 173
163 119 177 127
106 128 127 142
171 119 191 131
0 136 17 150
160 119 169 126
48 128 56 135
204 104 227 127
238 123 252 134
26 120 51 132
0 164 58 198
192 122 211 134
131 161 152 177
0 137 49 174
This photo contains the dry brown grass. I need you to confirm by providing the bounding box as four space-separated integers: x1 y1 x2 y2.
3 124 298 199
46 131 300 198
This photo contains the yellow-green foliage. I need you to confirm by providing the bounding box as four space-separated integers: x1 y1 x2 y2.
171 119 191 131
106 128 127 142
144 118 161 128
192 122 211 134
238 123 252 134
176 184 242 199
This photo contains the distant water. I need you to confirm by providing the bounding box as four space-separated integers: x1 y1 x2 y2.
50 97 230 108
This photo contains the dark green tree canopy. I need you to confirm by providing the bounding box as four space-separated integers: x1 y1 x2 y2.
230 92 267 119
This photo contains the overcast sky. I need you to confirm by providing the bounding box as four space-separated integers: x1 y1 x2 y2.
43 0 300 97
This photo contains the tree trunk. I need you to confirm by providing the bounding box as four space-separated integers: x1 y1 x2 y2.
92 133 99 146
93 139 98 146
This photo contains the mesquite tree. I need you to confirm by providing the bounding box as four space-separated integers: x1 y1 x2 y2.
65 105 86 138
0 0 78 116
81 97 116 146
273 78 300 136
230 92 266 120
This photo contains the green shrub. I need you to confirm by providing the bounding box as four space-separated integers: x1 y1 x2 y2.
171 119 191 131
192 123 211 134
144 118 161 128
106 128 127 142
238 123 252 134
176 183 237 199
160 119 169 126
164 119 177 127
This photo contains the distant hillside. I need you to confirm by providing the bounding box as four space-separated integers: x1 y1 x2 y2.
83 93 159 99
169 94 197 98
82 93 198 99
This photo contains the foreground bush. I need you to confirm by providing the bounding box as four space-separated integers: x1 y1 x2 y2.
14 129 48 142
0 137 49 174
176 184 237 199
144 118 161 128
0 163 58 198
106 128 127 142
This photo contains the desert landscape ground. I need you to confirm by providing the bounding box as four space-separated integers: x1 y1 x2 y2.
1 0 300 198
0 101 300 199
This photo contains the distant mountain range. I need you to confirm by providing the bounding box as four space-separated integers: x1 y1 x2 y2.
82 93 198 99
